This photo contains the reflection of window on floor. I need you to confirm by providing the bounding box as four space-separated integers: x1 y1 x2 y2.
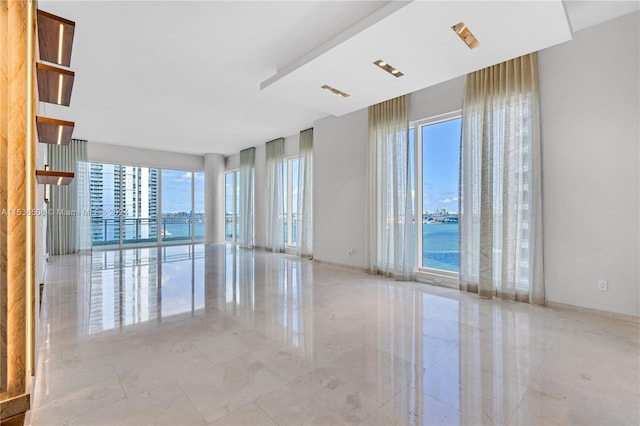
88 245 205 334
216 248 314 356
412 115 462 274
89 163 204 247
265 258 309 351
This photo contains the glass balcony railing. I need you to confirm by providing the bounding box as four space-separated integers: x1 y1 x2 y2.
92 216 204 246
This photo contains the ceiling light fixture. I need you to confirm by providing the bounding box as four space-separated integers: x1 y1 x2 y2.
56 125 63 145
452 22 479 49
57 74 63 104
57 23 64 64
321 84 350 98
374 59 404 78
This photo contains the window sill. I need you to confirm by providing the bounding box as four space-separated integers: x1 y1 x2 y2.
415 268 459 289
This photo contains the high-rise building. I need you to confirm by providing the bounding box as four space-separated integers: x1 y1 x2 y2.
90 164 158 244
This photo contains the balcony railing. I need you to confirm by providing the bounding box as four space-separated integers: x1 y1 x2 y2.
92 216 204 245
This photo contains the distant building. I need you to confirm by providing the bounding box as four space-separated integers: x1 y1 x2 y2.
90 164 158 244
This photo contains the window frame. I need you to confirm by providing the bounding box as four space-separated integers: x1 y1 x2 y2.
412 110 462 288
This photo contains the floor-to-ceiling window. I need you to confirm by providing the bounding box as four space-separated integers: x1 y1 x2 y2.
283 157 299 249
89 163 204 247
91 163 122 246
225 170 239 242
194 172 205 241
121 166 158 245
161 169 193 242
413 113 462 281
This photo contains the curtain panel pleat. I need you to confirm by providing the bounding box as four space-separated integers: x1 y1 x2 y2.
47 139 91 255
238 147 255 248
265 138 285 252
459 52 544 304
366 95 415 280
296 128 313 258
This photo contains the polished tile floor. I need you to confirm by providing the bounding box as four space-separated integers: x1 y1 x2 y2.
28 244 639 425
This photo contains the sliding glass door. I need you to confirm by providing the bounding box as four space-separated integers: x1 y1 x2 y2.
413 113 462 278
90 162 204 248
122 166 159 245
91 163 121 246
225 170 239 242
194 172 205 240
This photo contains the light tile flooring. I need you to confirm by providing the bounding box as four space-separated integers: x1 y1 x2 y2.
28 244 639 425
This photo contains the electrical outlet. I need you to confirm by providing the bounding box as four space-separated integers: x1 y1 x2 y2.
347 248 353 256
598 280 608 291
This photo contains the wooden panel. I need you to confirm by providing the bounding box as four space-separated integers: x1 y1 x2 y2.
35 63 74 106
36 10 75 67
35 170 74 185
35 116 74 145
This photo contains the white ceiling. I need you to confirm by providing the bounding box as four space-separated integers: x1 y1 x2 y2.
261 1 572 116
38 1 639 156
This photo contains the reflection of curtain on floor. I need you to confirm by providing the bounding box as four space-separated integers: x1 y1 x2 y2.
265 138 285 252
459 53 544 304
296 128 313 258
238 147 255 248
366 95 414 280
47 139 91 255
458 303 535 423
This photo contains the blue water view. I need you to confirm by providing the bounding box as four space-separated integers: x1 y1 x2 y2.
422 223 459 272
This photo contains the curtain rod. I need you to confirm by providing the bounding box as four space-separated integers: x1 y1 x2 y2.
300 127 313 133
240 147 256 153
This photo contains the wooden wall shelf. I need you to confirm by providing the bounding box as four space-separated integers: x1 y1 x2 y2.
37 9 75 67
36 116 74 145
36 63 74 106
35 170 74 185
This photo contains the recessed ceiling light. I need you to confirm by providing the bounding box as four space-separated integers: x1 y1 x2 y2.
321 84 350 98
452 22 479 49
374 59 404 78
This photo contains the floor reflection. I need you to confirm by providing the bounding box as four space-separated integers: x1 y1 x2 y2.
88 245 205 333
34 244 640 426
86 244 312 357
209 245 313 355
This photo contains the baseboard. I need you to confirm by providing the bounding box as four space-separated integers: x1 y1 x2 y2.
546 300 640 324
312 258 368 273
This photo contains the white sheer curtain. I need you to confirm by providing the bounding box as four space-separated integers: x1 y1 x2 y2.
47 139 91 254
238 147 255 248
366 95 415 280
296 128 313 258
459 53 544 304
265 138 285 252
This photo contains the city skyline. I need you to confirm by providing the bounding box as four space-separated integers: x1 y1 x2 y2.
421 117 461 215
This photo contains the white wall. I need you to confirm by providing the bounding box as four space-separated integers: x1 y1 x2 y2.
312 12 639 316
87 142 204 171
539 12 639 316
314 109 369 268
